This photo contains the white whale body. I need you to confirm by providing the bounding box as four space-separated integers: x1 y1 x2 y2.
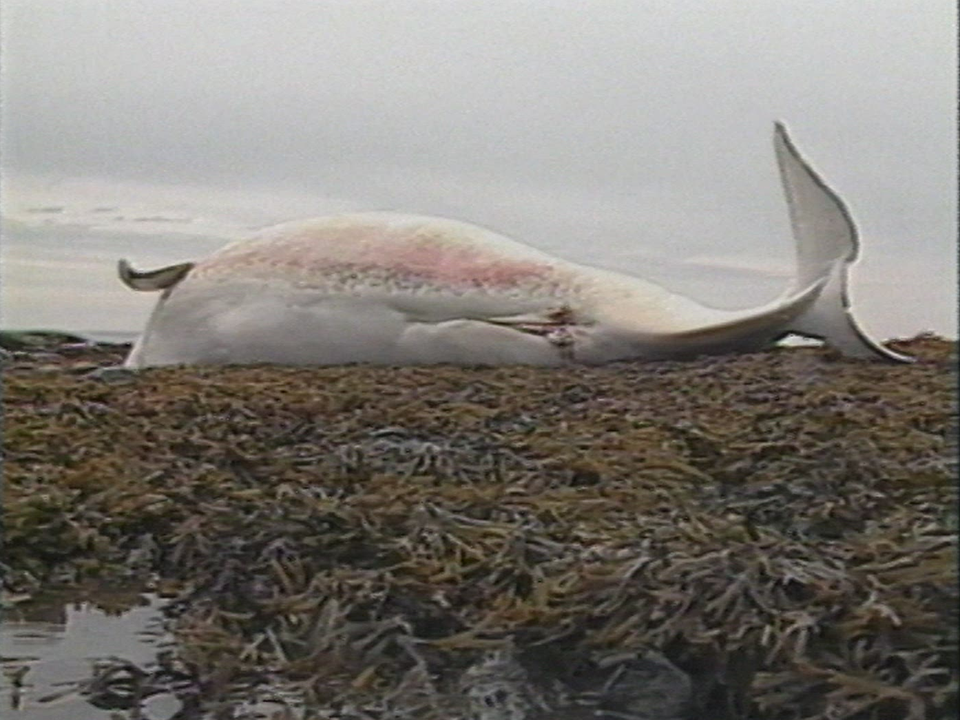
119 123 911 368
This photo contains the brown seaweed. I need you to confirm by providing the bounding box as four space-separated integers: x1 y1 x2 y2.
2 334 956 719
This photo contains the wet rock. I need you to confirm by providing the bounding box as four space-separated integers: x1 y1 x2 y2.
86 365 139 383
461 647 692 720
0 329 89 351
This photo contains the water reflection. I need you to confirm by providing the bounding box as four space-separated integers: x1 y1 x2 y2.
0 591 175 720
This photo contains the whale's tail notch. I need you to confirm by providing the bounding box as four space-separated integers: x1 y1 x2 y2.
773 122 912 363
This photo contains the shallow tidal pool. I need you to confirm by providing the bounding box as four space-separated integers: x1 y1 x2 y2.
0 592 176 720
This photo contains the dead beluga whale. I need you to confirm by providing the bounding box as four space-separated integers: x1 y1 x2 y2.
118 123 911 368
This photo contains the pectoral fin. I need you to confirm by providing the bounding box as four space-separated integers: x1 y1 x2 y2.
118 259 195 291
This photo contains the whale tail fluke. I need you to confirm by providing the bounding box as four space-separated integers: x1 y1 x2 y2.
773 122 912 362
118 259 195 292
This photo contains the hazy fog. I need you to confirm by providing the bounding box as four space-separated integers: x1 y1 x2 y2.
1 1 956 338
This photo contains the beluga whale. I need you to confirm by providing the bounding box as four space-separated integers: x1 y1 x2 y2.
119 122 911 368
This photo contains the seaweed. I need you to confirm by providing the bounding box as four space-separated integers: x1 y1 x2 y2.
2 334 956 719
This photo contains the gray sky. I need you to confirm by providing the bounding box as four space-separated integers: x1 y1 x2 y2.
1 0 956 338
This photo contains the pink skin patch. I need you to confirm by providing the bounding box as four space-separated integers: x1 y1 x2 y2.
200 224 558 292
359 243 550 288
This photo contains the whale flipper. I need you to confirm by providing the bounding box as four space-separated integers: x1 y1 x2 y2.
118 259 195 292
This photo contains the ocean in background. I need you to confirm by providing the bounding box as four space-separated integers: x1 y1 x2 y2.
0 221 226 339
1 178 955 342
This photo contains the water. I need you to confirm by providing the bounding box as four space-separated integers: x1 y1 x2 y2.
0 592 177 720
1 181 955 341
0 221 228 337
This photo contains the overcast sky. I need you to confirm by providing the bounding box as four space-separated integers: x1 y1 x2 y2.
1 0 956 338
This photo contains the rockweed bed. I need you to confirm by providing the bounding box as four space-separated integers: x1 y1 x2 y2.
2 333 957 719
